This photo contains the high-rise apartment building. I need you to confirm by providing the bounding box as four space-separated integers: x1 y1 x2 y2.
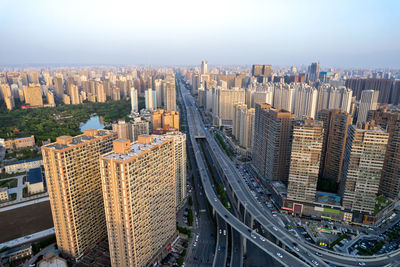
340 123 388 215
1 84 14 110
293 85 318 119
99 136 177 267
164 132 187 208
252 103 294 184
96 82 106 103
163 81 176 111
308 62 320 82
42 129 117 260
54 76 64 99
213 88 245 125
201 60 208 75
23 84 43 107
316 110 352 182
112 120 132 141
151 109 179 131
273 83 295 113
368 109 400 199
130 88 138 113
357 90 379 124
345 78 393 103
70 84 80 105
131 117 149 141
287 119 323 203
47 91 55 106
145 88 157 110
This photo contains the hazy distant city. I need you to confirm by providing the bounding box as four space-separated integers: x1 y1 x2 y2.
1 0 400 267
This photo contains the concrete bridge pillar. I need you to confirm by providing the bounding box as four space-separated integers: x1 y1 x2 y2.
242 236 247 256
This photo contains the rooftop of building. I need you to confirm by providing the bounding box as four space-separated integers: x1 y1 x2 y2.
26 167 43 184
4 157 43 166
43 129 112 151
102 135 174 162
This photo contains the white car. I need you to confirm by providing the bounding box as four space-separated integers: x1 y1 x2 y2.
214 198 217 202
273 226 278 231
219 229 222 234
251 233 257 239
260 236 266 242
293 246 300 252
276 252 283 258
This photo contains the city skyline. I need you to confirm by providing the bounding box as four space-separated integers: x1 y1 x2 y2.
1 0 399 68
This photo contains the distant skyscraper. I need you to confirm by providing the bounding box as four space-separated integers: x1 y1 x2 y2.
340 123 388 215
1 84 14 110
273 83 295 113
357 90 379 124
145 88 157 110
70 84 80 105
163 81 176 111
293 85 318 119
23 84 43 107
214 88 245 125
96 82 106 103
47 91 55 106
252 103 294 184
54 76 64 99
201 60 208 75
130 88 138 113
42 129 117 260
287 119 323 203
100 136 177 267
317 109 352 182
308 62 320 82
368 109 400 199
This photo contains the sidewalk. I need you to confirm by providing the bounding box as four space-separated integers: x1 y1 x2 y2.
0 196 49 212
0 228 55 249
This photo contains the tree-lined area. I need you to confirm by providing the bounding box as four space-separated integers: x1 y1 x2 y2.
0 100 130 145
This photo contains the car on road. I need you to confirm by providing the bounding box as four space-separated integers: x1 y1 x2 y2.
358 263 366 266
315 252 322 256
193 242 197 247
260 236 266 242
276 252 283 258
273 226 278 231
224 214 228 218
219 229 222 235
223 230 226 236
311 259 319 266
293 246 300 252
251 233 257 239
214 198 217 202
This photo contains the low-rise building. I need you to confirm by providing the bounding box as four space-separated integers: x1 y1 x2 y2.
26 167 45 195
4 158 43 173
0 136 35 150
0 244 32 262
0 187 8 201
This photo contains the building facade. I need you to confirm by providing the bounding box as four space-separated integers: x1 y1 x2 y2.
287 119 323 203
100 136 177 267
42 129 117 260
252 103 294 184
340 123 388 215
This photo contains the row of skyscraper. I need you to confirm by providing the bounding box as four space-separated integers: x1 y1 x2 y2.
0 68 177 112
252 103 400 224
42 128 186 266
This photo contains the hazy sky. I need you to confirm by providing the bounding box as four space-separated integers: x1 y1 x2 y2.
1 0 399 68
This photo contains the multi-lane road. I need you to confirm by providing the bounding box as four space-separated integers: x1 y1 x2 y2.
177 75 400 267
179 78 312 266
